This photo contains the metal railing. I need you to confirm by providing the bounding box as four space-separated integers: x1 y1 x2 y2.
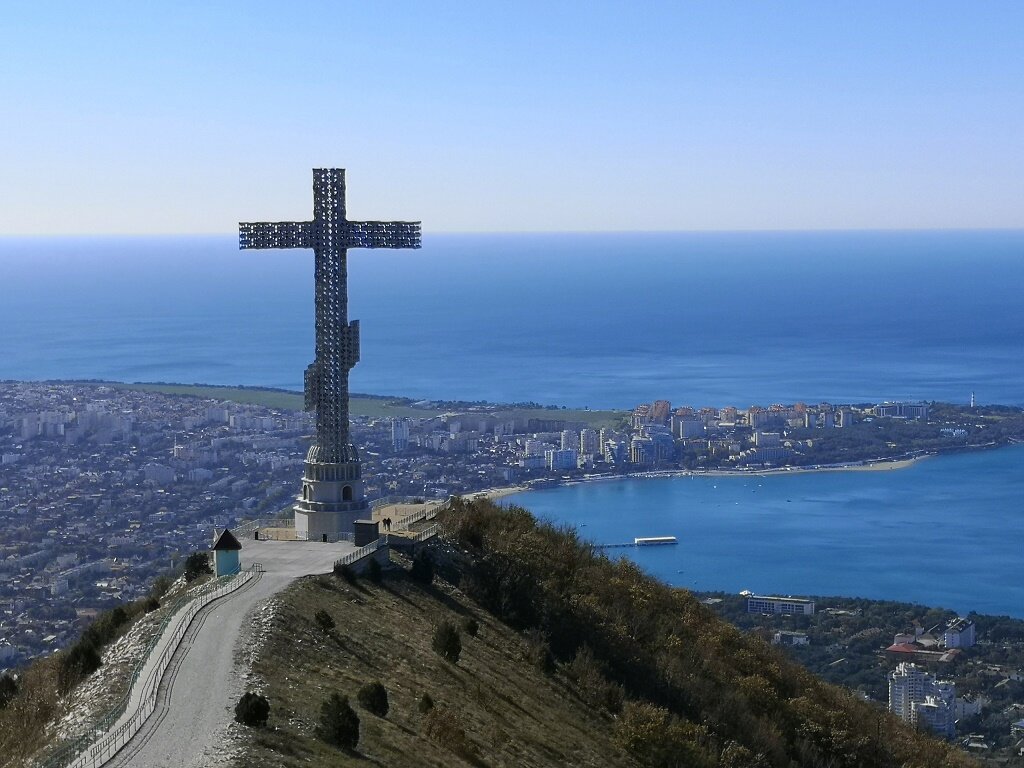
332 539 383 570
411 524 440 543
42 563 263 768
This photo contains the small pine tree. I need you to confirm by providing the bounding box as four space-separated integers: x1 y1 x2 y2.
318 693 360 750
314 609 335 632
59 641 102 691
432 621 462 664
460 617 479 637
0 673 18 709
418 693 435 713
410 550 434 585
357 681 389 717
234 692 269 726
183 552 212 582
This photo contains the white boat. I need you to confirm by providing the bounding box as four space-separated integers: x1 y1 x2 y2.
634 536 678 546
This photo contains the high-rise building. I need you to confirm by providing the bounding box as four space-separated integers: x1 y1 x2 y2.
649 400 671 425
888 662 955 738
391 418 410 452
579 428 599 455
561 429 579 451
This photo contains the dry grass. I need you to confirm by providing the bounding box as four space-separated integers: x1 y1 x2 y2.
238 562 638 768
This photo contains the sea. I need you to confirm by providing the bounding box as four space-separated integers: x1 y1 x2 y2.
2 231 1023 614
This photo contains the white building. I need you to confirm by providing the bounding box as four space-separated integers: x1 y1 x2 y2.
579 428 599 455
889 662 955 738
746 595 815 615
560 430 578 451
944 617 976 649
391 418 410 452
545 448 578 471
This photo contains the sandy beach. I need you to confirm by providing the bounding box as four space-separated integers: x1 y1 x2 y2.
473 454 933 500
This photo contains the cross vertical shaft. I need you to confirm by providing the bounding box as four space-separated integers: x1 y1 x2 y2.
240 169 420 538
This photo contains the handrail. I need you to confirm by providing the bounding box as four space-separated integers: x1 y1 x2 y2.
41 563 263 768
412 524 440 543
333 539 384 570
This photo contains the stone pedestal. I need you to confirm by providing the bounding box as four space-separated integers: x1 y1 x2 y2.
293 449 369 540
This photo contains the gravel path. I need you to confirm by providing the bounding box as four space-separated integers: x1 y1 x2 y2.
104 539 355 768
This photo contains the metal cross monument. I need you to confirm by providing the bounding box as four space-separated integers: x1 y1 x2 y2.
240 169 420 539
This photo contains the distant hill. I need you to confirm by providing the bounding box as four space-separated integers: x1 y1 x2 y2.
239 498 974 768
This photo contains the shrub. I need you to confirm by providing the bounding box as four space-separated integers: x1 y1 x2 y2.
59 642 101 691
612 702 712 768
523 628 555 675
314 609 335 632
410 550 434 585
317 693 360 750
149 574 173 599
234 692 269 727
142 596 160 613
366 557 382 583
568 646 623 714
356 681 389 717
432 621 461 664
460 617 479 637
183 552 212 582
0 673 18 709
418 693 435 713
334 562 356 584
423 707 476 760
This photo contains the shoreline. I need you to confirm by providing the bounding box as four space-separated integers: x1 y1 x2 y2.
481 454 933 500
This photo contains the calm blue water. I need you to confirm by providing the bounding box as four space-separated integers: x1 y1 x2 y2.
508 444 1024 618
2 231 1022 613
1 231 1022 408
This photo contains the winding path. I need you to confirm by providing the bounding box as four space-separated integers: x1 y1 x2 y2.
104 539 355 768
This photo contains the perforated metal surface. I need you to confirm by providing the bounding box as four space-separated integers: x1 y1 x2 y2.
239 169 420 467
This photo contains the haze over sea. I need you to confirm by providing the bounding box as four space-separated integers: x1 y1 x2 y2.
2 231 1023 615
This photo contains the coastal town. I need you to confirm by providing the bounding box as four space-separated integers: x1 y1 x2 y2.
3 380 1024 761
2 380 1023 668
704 592 1024 760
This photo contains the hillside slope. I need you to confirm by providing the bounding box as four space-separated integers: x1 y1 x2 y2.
238 498 975 768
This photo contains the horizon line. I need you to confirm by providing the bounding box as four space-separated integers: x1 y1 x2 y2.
3 226 1024 239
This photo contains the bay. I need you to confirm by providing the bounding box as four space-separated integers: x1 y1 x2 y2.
2 231 1022 615
506 444 1024 618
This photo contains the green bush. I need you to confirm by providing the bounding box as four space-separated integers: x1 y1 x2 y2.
314 609 335 632
317 693 360 750
410 550 434 585
234 692 269 727
183 552 212 582
366 557 382 583
149 574 173 600
418 693 435 713
422 706 476 760
460 617 479 637
142 596 160 613
356 681 389 717
0 673 18 709
59 642 101 692
432 621 462 664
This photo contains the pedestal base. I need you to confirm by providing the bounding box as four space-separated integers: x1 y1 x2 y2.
294 507 365 541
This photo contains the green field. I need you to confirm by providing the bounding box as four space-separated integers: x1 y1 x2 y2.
101 382 626 425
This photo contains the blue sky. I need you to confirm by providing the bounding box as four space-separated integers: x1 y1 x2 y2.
2 2 1022 234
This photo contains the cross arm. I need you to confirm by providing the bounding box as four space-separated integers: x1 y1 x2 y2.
239 221 316 250
344 221 422 249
